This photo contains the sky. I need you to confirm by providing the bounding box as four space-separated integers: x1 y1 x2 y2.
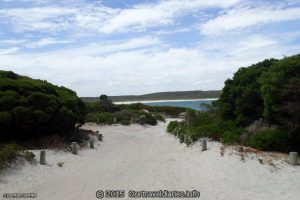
0 0 300 96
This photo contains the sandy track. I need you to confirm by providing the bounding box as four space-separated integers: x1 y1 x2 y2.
1 120 299 200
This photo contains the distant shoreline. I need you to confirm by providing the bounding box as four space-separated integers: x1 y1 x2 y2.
114 98 218 104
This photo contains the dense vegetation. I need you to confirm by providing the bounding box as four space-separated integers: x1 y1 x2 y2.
82 90 221 102
85 100 186 126
0 143 35 170
0 71 86 142
168 54 300 152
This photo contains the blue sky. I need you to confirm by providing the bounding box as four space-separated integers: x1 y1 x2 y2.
0 0 300 96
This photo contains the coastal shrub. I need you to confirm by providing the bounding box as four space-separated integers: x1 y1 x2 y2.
0 70 86 142
119 103 186 117
23 151 35 162
223 129 244 144
165 54 300 152
85 101 102 113
260 54 300 128
167 121 180 133
154 113 166 122
84 112 114 124
115 110 133 122
99 95 113 112
218 59 277 126
248 129 285 151
140 112 157 125
95 112 114 124
0 143 23 169
120 120 130 126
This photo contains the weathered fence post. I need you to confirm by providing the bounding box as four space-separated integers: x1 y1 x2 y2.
40 150 46 165
98 133 103 142
176 128 179 136
114 117 117 124
289 152 299 166
202 140 207 151
71 142 78 155
90 139 94 149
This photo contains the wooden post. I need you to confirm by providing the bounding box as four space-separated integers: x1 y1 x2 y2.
40 150 46 165
71 142 78 155
114 117 117 124
98 134 103 142
90 139 94 149
202 140 207 151
290 152 299 166
175 128 179 136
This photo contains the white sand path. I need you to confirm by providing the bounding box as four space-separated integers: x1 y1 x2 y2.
0 119 299 200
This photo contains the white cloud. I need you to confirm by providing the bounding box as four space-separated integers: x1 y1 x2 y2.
2 34 298 96
98 0 241 33
238 35 276 50
25 38 73 48
42 36 163 57
0 7 76 32
0 47 19 55
0 39 28 45
0 0 241 33
201 6 300 35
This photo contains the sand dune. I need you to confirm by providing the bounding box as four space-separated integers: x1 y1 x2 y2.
1 119 299 200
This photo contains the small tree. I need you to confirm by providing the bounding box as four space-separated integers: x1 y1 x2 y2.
99 94 113 112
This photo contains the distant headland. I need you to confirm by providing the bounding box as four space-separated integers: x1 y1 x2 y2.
81 90 221 102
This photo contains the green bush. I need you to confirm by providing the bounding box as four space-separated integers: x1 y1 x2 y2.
0 70 86 141
95 112 114 124
154 113 165 122
167 121 179 133
249 129 285 151
223 129 244 144
218 59 277 125
120 120 130 126
85 112 114 124
0 143 23 169
119 103 186 117
115 110 133 122
140 112 157 125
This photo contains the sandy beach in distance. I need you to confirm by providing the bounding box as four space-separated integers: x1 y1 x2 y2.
0 119 299 200
113 98 219 104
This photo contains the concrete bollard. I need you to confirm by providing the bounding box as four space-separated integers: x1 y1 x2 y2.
90 139 94 149
40 150 46 165
289 152 299 166
202 140 207 151
71 142 78 155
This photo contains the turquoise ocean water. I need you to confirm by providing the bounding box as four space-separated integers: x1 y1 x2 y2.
144 99 216 110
